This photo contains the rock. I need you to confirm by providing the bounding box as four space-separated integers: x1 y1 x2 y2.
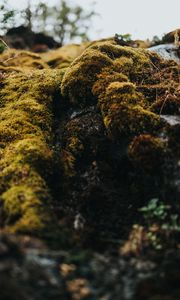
148 44 180 64
4 26 59 51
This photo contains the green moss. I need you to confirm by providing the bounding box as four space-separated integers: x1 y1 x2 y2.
92 69 128 99
0 65 23 74
91 42 150 71
1 182 51 231
0 69 63 233
61 40 180 141
61 48 113 106
103 104 160 138
61 120 85 177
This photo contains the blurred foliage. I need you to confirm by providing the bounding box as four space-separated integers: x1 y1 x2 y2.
0 0 15 34
140 199 180 249
0 0 96 45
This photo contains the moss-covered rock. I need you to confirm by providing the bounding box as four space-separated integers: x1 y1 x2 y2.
61 41 179 140
61 46 113 106
0 69 63 233
0 37 179 246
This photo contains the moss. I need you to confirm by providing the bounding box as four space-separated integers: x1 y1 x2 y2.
162 28 180 44
0 65 23 74
61 149 76 178
92 69 128 98
61 40 180 142
128 134 165 172
41 43 87 69
61 136 84 177
61 119 85 177
151 94 180 115
61 42 156 107
61 48 113 106
0 38 179 242
1 183 51 227
0 49 49 70
0 69 63 233
103 104 160 138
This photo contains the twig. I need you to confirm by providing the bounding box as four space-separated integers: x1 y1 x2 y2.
0 38 9 49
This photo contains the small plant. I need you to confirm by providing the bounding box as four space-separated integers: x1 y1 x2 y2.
115 33 132 42
140 198 170 224
0 38 9 53
140 198 180 250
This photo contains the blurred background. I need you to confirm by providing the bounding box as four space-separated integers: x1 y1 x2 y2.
0 0 179 50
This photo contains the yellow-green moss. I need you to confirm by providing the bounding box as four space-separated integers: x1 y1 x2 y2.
61 120 85 177
61 42 153 106
92 69 128 99
103 104 160 138
61 48 113 105
0 69 63 233
41 43 87 69
61 41 180 140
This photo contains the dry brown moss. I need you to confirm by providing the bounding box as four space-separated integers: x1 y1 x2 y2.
162 28 180 44
128 134 165 172
151 93 180 115
0 69 63 233
0 49 49 70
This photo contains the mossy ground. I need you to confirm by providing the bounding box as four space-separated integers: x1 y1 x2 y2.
0 38 179 250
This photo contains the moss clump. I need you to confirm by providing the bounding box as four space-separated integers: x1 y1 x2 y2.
0 49 49 70
0 69 63 233
41 43 87 69
61 41 180 140
61 47 113 106
128 134 165 172
94 73 161 138
61 42 154 108
103 104 160 138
